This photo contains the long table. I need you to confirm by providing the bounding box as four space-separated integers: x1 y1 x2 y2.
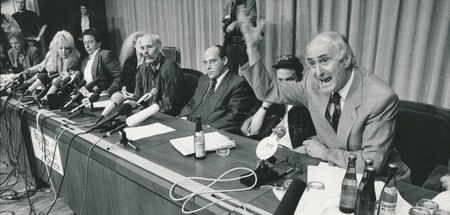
0 96 439 214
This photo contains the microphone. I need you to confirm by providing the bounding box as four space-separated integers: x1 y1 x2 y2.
101 92 125 118
273 178 307 215
46 76 63 95
70 92 100 113
63 79 97 109
87 103 133 132
79 78 99 97
26 73 51 94
105 103 160 137
136 88 157 104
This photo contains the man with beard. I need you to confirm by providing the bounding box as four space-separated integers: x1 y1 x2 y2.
123 34 185 116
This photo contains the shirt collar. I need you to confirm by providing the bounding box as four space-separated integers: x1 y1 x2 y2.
89 48 101 60
214 69 229 87
337 68 354 102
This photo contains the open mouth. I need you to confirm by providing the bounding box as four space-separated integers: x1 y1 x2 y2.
320 76 332 84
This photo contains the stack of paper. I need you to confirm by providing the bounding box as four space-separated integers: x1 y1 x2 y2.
170 131 235 156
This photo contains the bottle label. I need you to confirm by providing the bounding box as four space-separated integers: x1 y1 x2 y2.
379 201 396 215
340 184 357 208
383 187 397 196
194 135 205 158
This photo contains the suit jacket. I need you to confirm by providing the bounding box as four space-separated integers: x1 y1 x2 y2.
80 49 121 95
243 61 408 176
180 71 256 134
8 46 42 73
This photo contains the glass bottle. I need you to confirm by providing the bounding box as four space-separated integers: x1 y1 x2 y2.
356 167 376 215
194 117 205 159
378 163 398 215
339 154 358 213
358 159 374 195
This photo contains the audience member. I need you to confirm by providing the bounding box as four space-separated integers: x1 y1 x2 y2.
1 13 21 73
123 34 185 116
7 32 42 74
119 31 146 93
239 17 410 180
80 28 121 96
73 3 98 58
241 55 316 150
16 30 79 81
179 45 256 134
12 0 47 46
222 0 256 75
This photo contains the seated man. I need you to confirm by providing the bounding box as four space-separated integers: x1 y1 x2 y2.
179 45 256 134
123 34 185 116
81 28 121 95
239 17 409 180
241 55 316 151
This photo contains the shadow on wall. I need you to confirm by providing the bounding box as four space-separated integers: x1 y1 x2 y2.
108 17 124 55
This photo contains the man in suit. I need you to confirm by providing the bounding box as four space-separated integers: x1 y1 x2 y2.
179 45 256 134
81 28 121 95
239 18 409 180
241 55 316 150
123 34 185 116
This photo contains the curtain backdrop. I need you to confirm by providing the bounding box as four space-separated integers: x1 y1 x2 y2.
104 0 450 109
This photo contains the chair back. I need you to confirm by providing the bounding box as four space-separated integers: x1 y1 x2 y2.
163 46 181 66
393 100 450 186
181 68 202 103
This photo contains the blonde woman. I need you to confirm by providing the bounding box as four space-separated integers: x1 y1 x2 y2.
119 31 145 92
17 30 80 82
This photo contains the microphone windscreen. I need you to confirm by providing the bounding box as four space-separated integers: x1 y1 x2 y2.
126 103 160 127
85 78 99 91
78 80 87 87
38 73 52 85
111 92 125 105
61 76 71 85
273 179 307 215
89 93 100 102
118 103 133 115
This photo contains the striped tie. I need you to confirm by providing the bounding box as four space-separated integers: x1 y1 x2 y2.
325 92 341 131
190 78 217 121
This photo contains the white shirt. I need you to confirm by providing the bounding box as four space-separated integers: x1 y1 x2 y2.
213 69 229 91
83 48 100 83
81 15 90 33
276 105 294 149
329 68 354 115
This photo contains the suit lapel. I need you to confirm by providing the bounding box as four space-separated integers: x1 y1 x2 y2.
202 72 232 121
91 49 101 79
337 69 362 147
191 76 209 112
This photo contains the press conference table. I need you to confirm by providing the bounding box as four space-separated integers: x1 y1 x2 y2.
0 96 439 215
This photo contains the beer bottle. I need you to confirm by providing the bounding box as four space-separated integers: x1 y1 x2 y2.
355 167 376 215
339 154 358 213
194 117 205 159
377 163 398 215
357 159 374 199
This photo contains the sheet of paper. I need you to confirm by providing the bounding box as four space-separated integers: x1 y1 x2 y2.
123 122 175 141
92 100 110 108
170 131 235 156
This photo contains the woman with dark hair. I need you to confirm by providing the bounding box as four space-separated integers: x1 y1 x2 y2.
7 31 42 74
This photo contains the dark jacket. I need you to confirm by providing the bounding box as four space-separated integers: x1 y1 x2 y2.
242 102 316 149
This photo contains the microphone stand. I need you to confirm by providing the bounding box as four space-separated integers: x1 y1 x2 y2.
106 129 138 151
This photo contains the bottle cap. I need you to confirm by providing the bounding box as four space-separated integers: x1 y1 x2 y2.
349 154 357 160
364 159 374 166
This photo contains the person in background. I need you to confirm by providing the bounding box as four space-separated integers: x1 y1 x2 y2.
122 34 185 116
119 31 146 93
179 45 256 134
222 0 256 75
7 32 42 74
12 0 47 47
15 30 80 81
73 2 98 58
241 55 316 151
1 13 21 73
80 28 121 96
239 16 410 181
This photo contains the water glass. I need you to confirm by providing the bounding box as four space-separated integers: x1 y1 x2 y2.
216 147 230 156
417 199 439 214
409 206 431 215
433 209 450 215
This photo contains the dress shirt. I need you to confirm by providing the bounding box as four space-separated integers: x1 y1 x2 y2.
328 68 354 116
83 48 100 83
276 105 294 149
214 69 229 91
81 15 90 33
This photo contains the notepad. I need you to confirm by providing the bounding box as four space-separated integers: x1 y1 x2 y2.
170 131 236 156
123 123 175 141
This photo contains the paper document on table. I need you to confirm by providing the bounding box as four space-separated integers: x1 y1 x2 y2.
170 131 235 156
293 162 411 215
123 123 174 141
92 100 109 108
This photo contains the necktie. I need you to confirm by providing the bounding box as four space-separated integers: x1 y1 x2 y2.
190 79 217 121
325 92 341 131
